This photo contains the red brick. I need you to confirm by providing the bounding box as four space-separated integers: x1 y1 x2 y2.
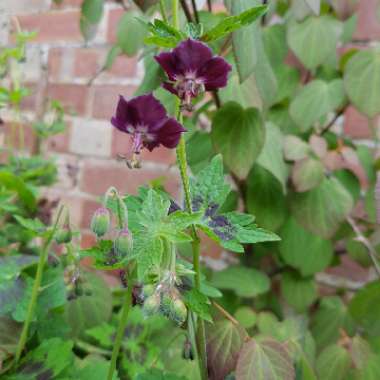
91 84 136 119
48 48 65 81
81 198 100 229
80 159 181 197
343 105 377 139
354 0 380 41
13 11 82 43
112 128 176 165
105 55 138 78
2 122 36 153
80 232 97 249
46 122 71 153
107 8 124 43
74 48 101 78
47 84 89 115
19 83 39 111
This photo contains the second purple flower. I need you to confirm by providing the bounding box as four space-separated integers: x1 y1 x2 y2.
155 38 232 110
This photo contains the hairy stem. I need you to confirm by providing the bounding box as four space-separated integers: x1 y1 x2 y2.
107 271 135 380
172 0 179 28
159 0 168 22
14 205 65 364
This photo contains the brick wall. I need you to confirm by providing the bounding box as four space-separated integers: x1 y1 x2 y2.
0 0 379 253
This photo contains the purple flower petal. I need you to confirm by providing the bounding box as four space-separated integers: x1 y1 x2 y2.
173 39 213 74
157 118 186 149
128 94 167 129
154 52 177 81
162 82 179 96
111 95 136 132
197 57 232 91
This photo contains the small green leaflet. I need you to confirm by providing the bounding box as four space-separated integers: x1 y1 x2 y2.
202 5 268 42
13 215 46 234
144 18 185 48
183 288 212 322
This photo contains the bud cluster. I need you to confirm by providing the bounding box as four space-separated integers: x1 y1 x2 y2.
142 276 187 326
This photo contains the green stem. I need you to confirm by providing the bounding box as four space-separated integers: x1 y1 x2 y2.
159 0 168 22
107 271 135 380
172 0 179 28
14 205 65 364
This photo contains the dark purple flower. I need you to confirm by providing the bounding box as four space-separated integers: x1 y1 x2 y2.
111 93 186 167
155 38 232 110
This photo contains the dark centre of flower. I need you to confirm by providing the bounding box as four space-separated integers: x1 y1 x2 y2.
174 72 205 111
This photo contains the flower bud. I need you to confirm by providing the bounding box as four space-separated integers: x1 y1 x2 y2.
90 207 110 237
114 228 133 258
55 226 72 244
55 212 72 244
170 299 187 325
143 294 160 317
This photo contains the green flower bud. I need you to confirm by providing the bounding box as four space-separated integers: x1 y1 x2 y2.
55 226 72 244
90 207 110 237
143 294 160 317
55 211 72 244
114 228 133 258
169 298 187 325
160 292 172 317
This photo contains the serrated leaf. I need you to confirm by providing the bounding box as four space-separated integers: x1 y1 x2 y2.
211 266 270 298
191 154 230 209
86 322 116 348
236 338 295 380
279 217 333 276
287 16 342 70
316 345 351 380
206 320 248 380
183 289 212 322
344 49 380 118
13 215 46 234
76 356 120 380
211 102 265 179
281 272 317 312
0 255 38 282
14 338 74 379
289 79 346 131
291 177 353 238
202 5 267 42
65 272 112 339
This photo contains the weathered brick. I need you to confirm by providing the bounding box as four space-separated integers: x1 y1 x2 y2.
13 10 82 43
112 128 176 165
106 8 124 43
20 82 39 111
48 48 65 81
47 83 89 115
46 122 71 153
51 0 83 9
91 84 136 119
69 118 112 157
80 158 181 196
80 231 97 249
73 48 101 78
105 55 138 78
81 198 100 229
6 0 50 14
2 122 36 153
51 154 80 189
343 105 379 139
354 0 380 41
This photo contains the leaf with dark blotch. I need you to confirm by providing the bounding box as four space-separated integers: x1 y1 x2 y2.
236 338 295 380
207 320 248 380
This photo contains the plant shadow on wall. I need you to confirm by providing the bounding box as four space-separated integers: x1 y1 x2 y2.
2 0 380 379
